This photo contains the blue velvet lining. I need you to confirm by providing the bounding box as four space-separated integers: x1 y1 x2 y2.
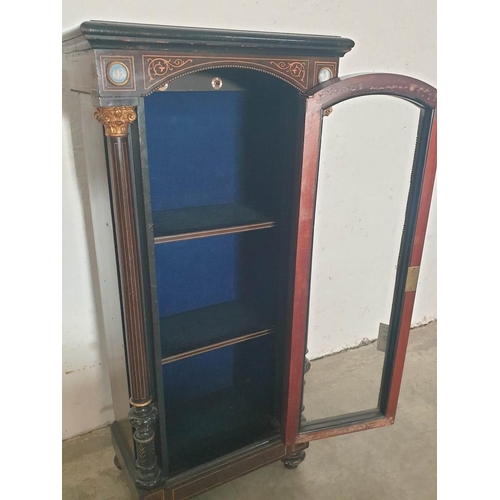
162 334 274 402
163 346 234 400
145 91 245 211
154 234 240 318
145 88 281 437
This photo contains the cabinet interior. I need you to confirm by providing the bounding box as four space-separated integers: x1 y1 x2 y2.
143 69 302 474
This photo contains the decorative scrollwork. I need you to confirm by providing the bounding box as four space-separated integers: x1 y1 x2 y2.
270 60 306 84
94 106 137 137
146 57 194 82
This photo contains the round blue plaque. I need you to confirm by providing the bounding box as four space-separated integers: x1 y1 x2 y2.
107 62 130 86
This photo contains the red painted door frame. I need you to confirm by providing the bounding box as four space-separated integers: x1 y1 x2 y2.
283 74 437 446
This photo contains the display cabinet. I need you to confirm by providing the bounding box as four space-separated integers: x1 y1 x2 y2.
63 21 437 500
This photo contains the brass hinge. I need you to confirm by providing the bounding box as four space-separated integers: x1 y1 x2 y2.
377 323 390 352
405 266 420 292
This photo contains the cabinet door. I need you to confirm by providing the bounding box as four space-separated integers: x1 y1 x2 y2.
284 74 437 445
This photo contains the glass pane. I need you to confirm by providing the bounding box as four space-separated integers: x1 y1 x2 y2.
301 96 420 425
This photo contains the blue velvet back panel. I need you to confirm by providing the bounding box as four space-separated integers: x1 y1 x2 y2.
162 346 234 400
233 334 275 410
145 91 245 211
155 234 240 318
162 334 274 402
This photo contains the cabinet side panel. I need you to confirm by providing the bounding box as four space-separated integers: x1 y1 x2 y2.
66 51 98 94
79 95 133 454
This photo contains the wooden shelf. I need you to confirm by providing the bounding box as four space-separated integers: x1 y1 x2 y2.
160 300 274 363
165 384 279 474
153 203 276 243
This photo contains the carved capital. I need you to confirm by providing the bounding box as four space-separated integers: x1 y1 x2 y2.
94 106 137 137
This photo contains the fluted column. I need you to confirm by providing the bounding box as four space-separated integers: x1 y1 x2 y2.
94 106 162 489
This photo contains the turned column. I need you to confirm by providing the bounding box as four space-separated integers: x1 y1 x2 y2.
94 106 162 490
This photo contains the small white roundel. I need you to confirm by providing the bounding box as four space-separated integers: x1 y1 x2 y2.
318 67 333 84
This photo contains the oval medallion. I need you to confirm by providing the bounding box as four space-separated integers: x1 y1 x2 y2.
318 67 333 84
106 61 131 86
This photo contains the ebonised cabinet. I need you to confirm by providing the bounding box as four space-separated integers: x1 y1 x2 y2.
63 21 436 500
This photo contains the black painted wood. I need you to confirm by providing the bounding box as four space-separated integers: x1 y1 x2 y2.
62 20 355 56
282 449 306 469
160 299 274 360
164 438 293 500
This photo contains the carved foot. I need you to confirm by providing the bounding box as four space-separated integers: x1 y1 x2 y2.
282 450 306 469
113 455 122 470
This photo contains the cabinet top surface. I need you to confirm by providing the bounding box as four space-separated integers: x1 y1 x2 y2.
62 20 355 56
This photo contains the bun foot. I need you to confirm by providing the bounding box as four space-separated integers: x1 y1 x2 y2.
282 450 306 469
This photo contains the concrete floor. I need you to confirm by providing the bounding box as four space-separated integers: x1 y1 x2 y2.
62 321 436 500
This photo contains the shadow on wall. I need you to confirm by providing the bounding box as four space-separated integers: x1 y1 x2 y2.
62 61 114 437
